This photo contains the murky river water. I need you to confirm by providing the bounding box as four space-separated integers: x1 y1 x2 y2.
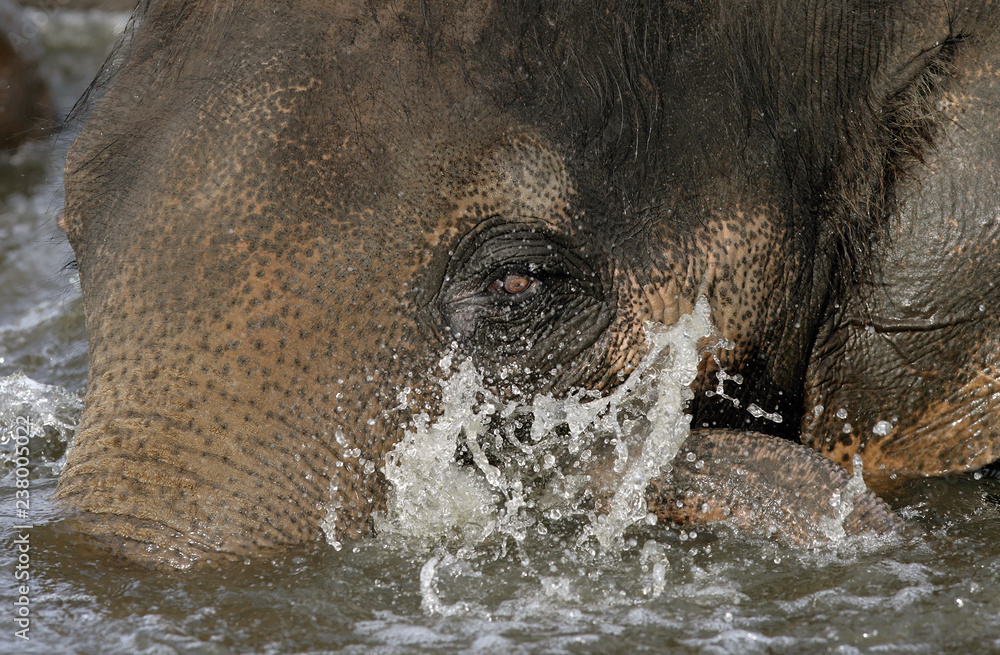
2 9 1000 655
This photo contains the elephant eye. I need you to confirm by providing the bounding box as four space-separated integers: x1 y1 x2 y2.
488 272 538 297
437 217 610 364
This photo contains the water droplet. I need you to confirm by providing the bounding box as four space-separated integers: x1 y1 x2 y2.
747 403 783 423
872 420 892 436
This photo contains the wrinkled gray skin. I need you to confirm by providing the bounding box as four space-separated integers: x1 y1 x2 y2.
56 0 998 568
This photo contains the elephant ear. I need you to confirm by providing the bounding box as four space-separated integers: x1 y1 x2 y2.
801 28 1000 482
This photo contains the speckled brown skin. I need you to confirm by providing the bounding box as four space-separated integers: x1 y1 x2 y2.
54 0 997 567
0 1 52 149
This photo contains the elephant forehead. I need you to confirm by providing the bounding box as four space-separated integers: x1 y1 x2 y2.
412 134 578 251
67 42 578 275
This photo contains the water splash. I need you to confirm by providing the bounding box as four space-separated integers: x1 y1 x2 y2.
0 372 82 474
640 539 671 599
376 353 500 546
419 552 486 617
347 297 889 616
818 453 870 543
378 297 718 554
584 296 715 551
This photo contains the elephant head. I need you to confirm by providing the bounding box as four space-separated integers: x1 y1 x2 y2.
56 0 1000 567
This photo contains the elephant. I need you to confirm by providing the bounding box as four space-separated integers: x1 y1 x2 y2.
54 0 999 568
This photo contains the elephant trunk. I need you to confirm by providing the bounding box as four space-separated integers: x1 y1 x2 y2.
647 429 904 544
55 365 338 568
